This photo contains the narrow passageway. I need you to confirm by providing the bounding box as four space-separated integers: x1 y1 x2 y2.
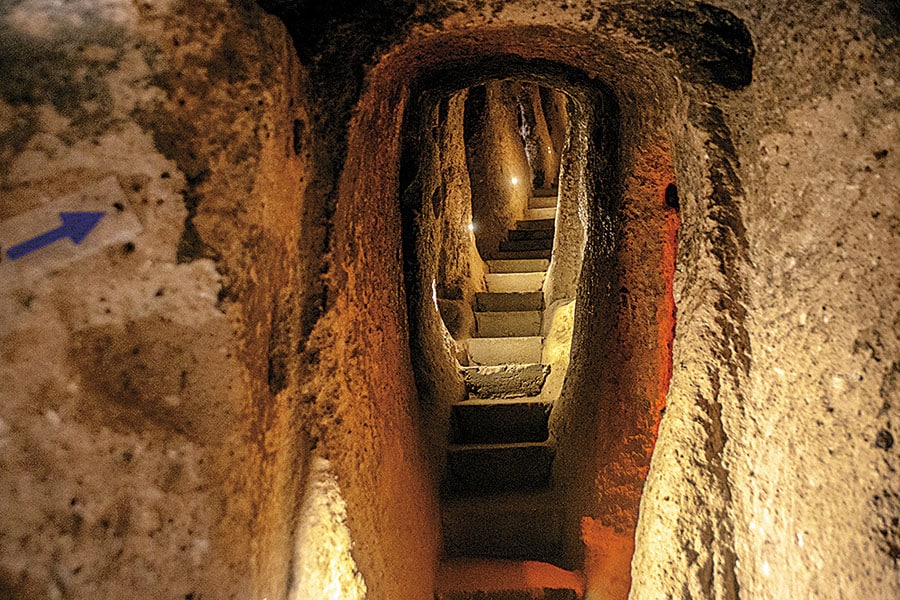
2 3 895 600
445 188 559 553
431 82 584 599
395 49 681 600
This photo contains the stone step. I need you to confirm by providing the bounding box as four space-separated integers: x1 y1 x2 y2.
452 397 551 443
461 363 550 398
445 442 554 495
509 228 554 241
437 587 579 600
475 311 542 337
485 272 544 293
487 258 550 273
516 218 556 231
467 336 542 365
436 558 583 600
493 249 551 261
441 491 563 563
532 187 558 198
528 195 558 209
499 238 553 253
525 207 557 220
475 292 542 312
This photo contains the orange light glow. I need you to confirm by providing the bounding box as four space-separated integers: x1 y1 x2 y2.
436 558 584 597
655 183 681 432
581 518 635 600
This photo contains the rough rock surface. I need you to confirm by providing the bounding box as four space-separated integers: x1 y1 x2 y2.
465 81 533 260
1 0 897 599
1 0 313 597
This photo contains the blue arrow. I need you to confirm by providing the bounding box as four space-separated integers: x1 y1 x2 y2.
6 212 105 260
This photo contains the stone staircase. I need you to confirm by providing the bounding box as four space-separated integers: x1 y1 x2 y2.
438 189 581 600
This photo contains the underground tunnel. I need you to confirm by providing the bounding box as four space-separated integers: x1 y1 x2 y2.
398 66 679 599
0 1 897 600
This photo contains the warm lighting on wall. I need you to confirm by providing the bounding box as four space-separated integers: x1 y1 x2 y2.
511 176 519 185
432 278 439 309
582 518 634 600
467 222 475 232
289 458 367 600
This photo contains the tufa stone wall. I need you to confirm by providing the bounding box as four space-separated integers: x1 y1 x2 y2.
464 81 532 260
1 0 897 599
1 0 312 597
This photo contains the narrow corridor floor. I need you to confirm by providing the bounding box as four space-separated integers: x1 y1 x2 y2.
435 558 582 600
439 189 582 599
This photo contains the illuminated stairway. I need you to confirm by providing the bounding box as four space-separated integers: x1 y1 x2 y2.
438 190 581 600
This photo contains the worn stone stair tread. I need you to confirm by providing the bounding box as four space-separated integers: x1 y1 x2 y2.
528 195 558 209
499 238 554 252
532 187 559 198
484 273 544 294
515 218 556 230
475 291 543 312
461 363 550 398
461 362 549 394
525 207 557 220
454 395 552 406
441 491 564 563
508 228 554 240
435 558 582 600
445 441 554 494
448 441 553 451
475 310 542 337
452 396 552 444
436 589 579 600
467 336 543 365
493 249 552 260
487 258 550 273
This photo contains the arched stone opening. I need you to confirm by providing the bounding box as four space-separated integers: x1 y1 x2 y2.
261 14 709 598
382 31 685 595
